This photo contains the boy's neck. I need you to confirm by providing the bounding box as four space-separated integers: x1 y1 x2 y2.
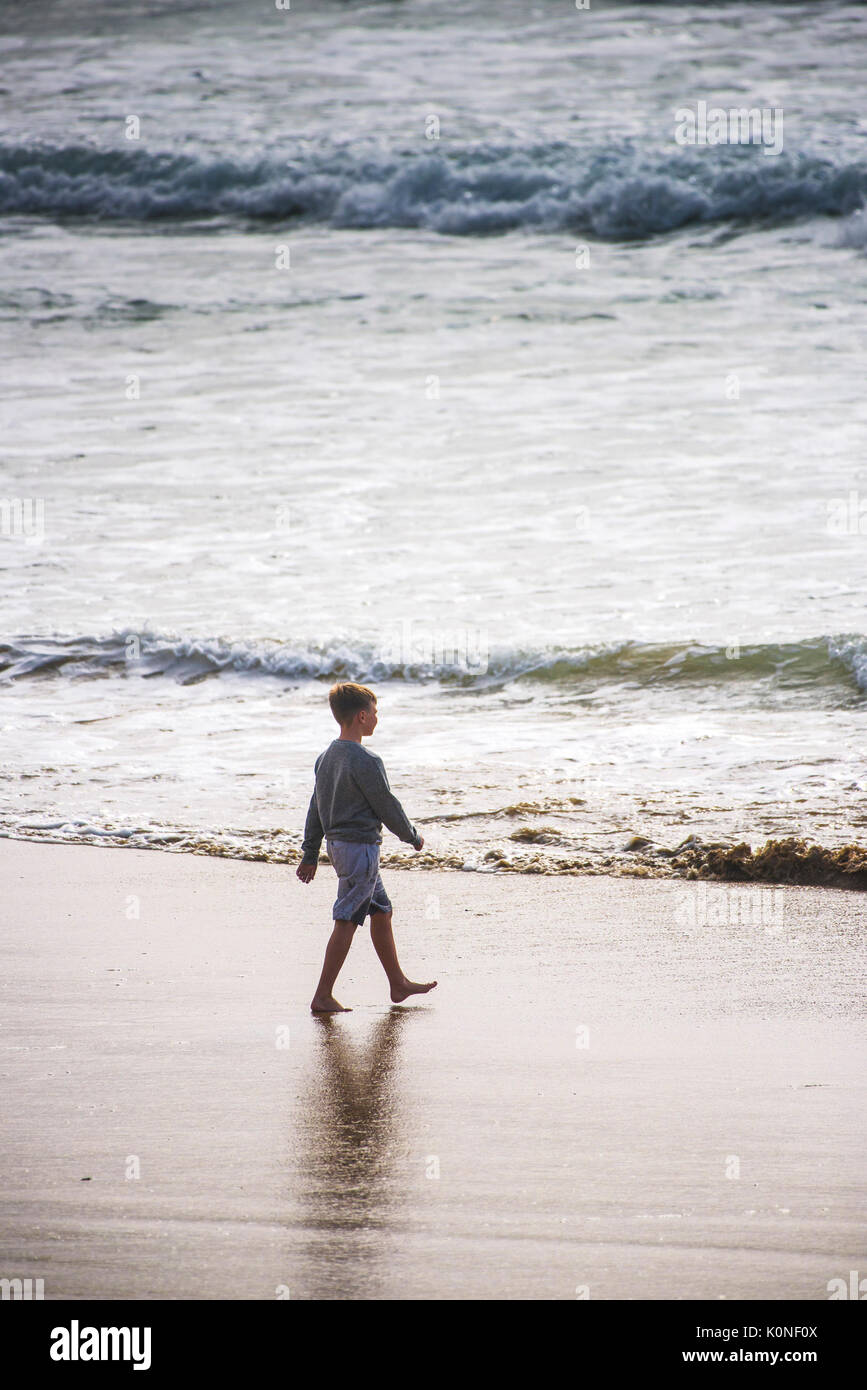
338 728 364 743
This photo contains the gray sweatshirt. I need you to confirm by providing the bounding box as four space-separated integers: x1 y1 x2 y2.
301 738 422 862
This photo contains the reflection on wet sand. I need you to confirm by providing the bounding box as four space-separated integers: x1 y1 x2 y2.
289 1009 413 1298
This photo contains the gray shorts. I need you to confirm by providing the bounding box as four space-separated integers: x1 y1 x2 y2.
326 838 392 925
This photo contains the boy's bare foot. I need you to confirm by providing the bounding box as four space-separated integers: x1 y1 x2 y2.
390 978 438 1004
310 995 352 1013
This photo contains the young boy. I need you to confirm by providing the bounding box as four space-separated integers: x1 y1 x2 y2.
296 681 437 1013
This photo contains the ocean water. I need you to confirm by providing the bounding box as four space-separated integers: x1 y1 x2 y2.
1 0 866 882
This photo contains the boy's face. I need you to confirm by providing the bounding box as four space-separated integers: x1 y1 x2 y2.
359 700 378 735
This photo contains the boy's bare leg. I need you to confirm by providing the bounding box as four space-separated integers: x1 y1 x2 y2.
311 920 358 1012
369 910 437 1003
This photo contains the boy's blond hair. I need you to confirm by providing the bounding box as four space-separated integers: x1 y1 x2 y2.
329 681 376 725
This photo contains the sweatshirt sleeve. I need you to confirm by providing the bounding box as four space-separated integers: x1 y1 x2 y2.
300 789 324 863
356 753 422 849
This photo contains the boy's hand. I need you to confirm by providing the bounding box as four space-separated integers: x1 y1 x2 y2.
296 860 317 882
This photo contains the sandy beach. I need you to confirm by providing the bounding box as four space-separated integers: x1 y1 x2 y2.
1 837 864 1301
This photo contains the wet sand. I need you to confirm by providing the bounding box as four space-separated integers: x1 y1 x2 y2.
1 838 864 1300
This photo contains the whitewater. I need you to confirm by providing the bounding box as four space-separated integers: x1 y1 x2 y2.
1 0 865 886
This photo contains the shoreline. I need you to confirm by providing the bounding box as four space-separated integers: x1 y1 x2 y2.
2 826 866 893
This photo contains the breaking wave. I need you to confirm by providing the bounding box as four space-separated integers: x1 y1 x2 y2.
1 139 866 239
1 630 866 696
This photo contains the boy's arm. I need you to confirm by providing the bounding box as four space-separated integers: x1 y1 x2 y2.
355 755 423 850
300 791 324 866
